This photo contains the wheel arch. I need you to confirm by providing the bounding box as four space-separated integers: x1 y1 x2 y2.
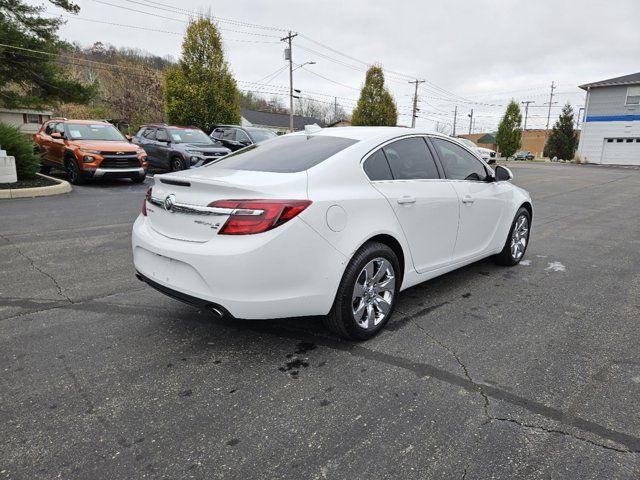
358 233 407 288
520 201 533 220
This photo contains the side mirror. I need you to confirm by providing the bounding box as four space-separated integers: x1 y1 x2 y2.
51 132 63 139
125 134 132 142
239 139 251 146
494 165 513 182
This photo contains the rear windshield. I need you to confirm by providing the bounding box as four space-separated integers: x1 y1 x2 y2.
208 135 358 173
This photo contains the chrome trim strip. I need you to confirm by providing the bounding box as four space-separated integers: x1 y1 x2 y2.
94 167 145 178
147 196 264 216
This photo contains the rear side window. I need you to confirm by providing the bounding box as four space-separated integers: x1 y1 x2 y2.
143 128 156 140
432 138 488 181
363 150 393 181
383 137 440 180
209 135 358 173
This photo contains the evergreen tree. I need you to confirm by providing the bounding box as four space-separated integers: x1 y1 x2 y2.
352 66 397 126
164 18 241 133
496 100 523 158
544 102 578 160
0 0 96 108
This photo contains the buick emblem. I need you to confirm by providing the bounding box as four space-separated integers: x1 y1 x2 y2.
164 194 176 211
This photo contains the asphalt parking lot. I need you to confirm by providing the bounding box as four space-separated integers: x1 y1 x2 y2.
1 163 639 479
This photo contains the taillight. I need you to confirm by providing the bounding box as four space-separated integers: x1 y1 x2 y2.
209 199 312 235
142 186 152 216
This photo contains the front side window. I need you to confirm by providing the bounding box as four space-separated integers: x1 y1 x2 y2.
383 137 440 180
235 129 251 143
626 86 640 105
209 135 358 173
64 123 125 141
432 138 488 182
363 149 393 181
155 129 169 142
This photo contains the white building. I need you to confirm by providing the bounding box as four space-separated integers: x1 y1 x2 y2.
0 108 53 136
577 72 640 165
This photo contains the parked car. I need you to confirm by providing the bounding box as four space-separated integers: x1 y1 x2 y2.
133 124 230 172
133 127 532 340
457 138 497 164
210 125 277 151
515 151 535 161
34 118 148 184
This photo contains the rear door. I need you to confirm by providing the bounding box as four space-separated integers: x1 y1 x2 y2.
139 128 162 167
366 136 460 273
431 137 509 261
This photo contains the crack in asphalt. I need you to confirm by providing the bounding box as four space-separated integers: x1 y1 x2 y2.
0 234 74 304
408 315 639 464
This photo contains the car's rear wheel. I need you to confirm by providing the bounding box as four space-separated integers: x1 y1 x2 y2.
65 157 86 185
169 157 185 172
494 207 531 266
324 242 400 340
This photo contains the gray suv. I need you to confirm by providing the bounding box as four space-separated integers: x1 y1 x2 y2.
133 124 230 171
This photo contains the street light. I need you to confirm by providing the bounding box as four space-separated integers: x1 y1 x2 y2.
289 61 316 131
293 61 316 72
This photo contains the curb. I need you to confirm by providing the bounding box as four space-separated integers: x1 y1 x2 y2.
0 173 72 199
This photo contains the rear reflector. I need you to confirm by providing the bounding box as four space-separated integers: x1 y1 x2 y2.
209 199 312 235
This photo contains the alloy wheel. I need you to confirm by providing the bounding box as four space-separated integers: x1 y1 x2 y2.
510 214 529 260
352 258 395 330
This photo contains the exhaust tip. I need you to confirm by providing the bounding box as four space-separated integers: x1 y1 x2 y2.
207 305 224 318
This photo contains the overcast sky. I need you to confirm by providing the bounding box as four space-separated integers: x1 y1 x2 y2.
33 0 640 132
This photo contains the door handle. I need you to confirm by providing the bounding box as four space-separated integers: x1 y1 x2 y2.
397 196 416 205
462 196 475 205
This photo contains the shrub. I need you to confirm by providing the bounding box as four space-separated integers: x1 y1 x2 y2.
0 122 41 179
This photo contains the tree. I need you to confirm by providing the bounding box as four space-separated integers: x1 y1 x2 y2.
352 66 397 126
496 100 523 158
0 0 96 108
164 17 241 133
0 122 41 179
544 102 578 160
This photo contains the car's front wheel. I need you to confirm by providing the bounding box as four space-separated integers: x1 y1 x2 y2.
169 157 185 172
324 242 400 340
65 158 86 185
494 207 531 266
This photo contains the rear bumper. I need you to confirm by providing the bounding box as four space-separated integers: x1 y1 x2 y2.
131 215 347 319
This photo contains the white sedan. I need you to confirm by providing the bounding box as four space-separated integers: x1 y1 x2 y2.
132 127 532 340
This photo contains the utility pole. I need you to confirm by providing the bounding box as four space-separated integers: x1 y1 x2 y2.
545 80 556 136
281 31 298 133
334 97 338 122
521 100 535 132
408 79 426 128
452 106 457 136
468 109 474 134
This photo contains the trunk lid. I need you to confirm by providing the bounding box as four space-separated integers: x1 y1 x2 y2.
146 168 308 242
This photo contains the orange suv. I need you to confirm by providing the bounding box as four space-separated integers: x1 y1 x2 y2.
34 119 148 184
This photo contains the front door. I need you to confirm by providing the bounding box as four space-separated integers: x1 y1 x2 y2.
430 137 508 261
366 137 460 273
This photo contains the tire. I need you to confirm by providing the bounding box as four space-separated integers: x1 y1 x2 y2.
131 174 146 183
65 157 86 185
324 242 400 341
169 156 185 172
40 165 51 175
494 207 531 266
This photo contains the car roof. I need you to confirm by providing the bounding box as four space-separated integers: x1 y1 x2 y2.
292 126 449 143
53 119 112 125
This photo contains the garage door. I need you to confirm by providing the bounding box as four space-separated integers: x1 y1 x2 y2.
602 138 640 165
